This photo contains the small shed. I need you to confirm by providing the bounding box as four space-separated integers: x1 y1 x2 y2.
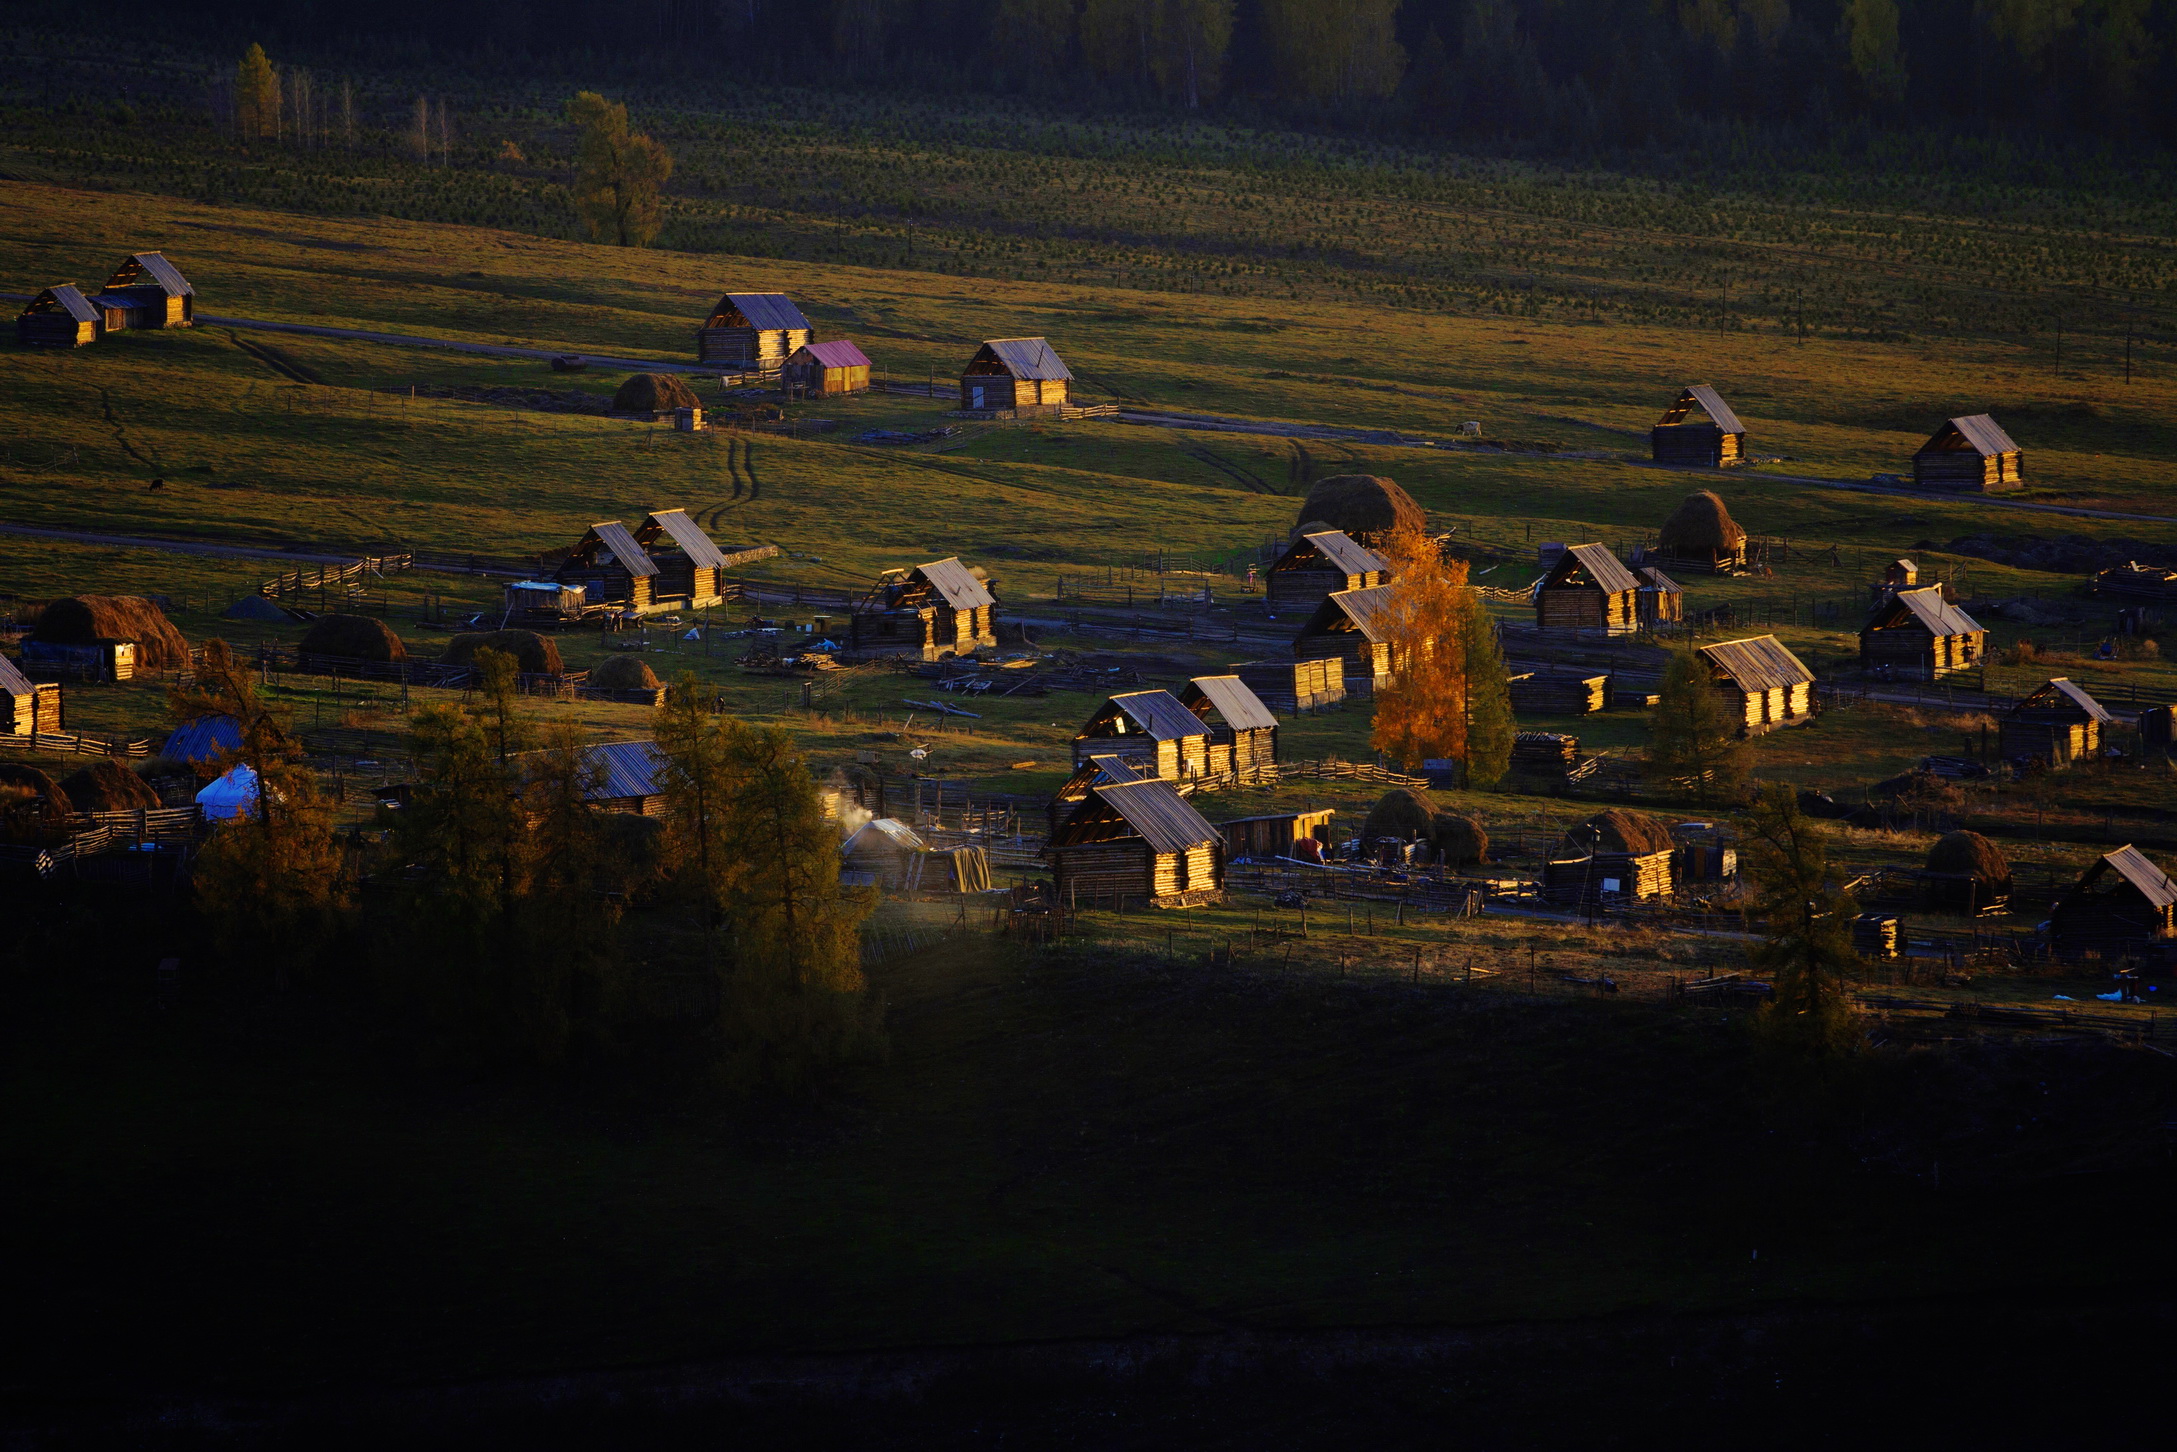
1635 565 1684 628
1265 530 1387 615
850 558 998 660
1999 678 2111 769
1178 675 1279 776
1650 385 1746 467
1508 668 1609 716
98 252 194 329
696 292 812 369
782 339 872 397
574 739 667 815
554 521 659 612
1232 657 1345 713
1542 809 1675 904
1292 585 1397 694
17 286 101 348
840 817 928 889
1882 559 1919 592
505 579 588 621
1913 415 2023 493
959 338 1071 415
2048 846 2177 958
1047 752 1147 835
1072 689 1211 778
1697 636 1816 735
1860 586 1985 680
1218 808 1336 861
1532 543 1640 634
0 655 62 736
1047 777 1223 908
632 508 731 607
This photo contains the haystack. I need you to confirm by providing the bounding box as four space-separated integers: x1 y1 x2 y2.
1362 787 1437 842
300 614 407 663
31 595 189 670
1657 491 1747 559
0 763 74 820
59 758 160 813
612 373 700 414
1924 830 2011 912
443 629 563 676
1293 475 1425 543
223 595 291 622
1556 808 1674 859
1434 812 1488 867
589 654 661 691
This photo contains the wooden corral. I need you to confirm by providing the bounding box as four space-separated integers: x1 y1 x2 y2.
840 817 929 889
958 337 1071 415
97 252 194 329
1508 668 1609 716
1072 690 1211 778
696 292 811 369
1533 543 1640 633
782 339 871 396
1218 808 1336 861
1292 585 1397 694
1232 656 1345 713
2048 846 2177 958
1650 385 1746 467
1178 675 1279 775
1860 586 1985 680
1913 414 2023 492
0 656 62 735
1543 810 1675 904
1999 678 2111 769
17 286 101 348
1048 752 1146 835
1047 778 1224 908
1265 530 1387 615
850 558 998 661
572 740 667 815
1697 636 1816 735
1635 565 1684 628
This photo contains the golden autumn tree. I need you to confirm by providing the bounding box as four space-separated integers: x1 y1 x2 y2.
566 91 674 248
1369 524 1471 773
235 43 280 140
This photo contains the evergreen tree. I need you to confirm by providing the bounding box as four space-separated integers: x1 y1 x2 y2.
566 91 674 247
1460 593 1515 788
471 647 533 766
653 674 740 947
234 43 280 140
515 722 626 1063
1644 648 1749 804
1740 784 1863 1055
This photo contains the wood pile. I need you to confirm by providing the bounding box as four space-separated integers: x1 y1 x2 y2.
1511 732 1579 773
1853 914 1900 959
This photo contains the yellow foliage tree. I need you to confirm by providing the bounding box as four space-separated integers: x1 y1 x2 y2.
235 43 280 141
1368 524 1472 772
566 91 674 248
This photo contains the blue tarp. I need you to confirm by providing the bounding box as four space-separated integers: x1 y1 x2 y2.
164 715 242 764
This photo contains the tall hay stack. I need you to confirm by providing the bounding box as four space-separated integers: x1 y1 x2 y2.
589 654 662 692
299 614 407 663
612 373 700 415
30 595 190 670
1292 475 1426 545
443 629 564 676
0 762 75 836
1359 787 1488 865
1923 830 2013 913
59 758 160 812
1544 808 1676 901
1655 491 1748 573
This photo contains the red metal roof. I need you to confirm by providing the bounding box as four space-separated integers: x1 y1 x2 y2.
800 340 870 369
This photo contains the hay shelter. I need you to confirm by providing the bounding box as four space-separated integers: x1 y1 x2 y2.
29 595 189 672
1544 809 1675 903
59 758 159 813
443 629 564 676
1655 491 1748 574
299 614 406 663
1292 475 1425 545
611 373 701 417
1436 813 1488 868
589 654 662 692
1924 830 2012 914
1361 787 1437 842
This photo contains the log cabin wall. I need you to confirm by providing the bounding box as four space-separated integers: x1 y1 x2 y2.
1053 842 1152 900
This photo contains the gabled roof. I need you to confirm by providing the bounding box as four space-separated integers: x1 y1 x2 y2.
578 739 667 800
798 340 870 369
1635 565 1682 593
1090 778 1219 853
973 337 1072 381
577 521 658 577
1302 584 1400 643
2014 677 2112 724
1067 753 1148 789
844 817 926 853
1102 690 1211 741
912 558 994 611
1876 586 1984 638
1921 414 2021 458
2081 846 2177 909
1658 384 1745 435
1539 542 1640 597
639 508 728 569
163 714 243 764
711 292 811 332
1181 675 1278 733
1294 530 1388 578
0 654 36 697
1698 635 1815 692
108 251 193 297
26 285 99 323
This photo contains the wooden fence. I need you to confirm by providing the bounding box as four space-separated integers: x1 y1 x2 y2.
259 552 413 601
0 729 154 759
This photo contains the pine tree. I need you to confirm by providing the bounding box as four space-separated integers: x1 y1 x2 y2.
653 674 740 945
1460 594 1515 788
515 722 626 1063
1644 649 1749 804
471 648 533 766
235 44 279 141
1740 784 1863 1055
566 91 675 248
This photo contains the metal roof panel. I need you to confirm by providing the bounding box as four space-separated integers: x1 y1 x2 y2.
978 337 1073 381
1543 543 1640 596
587 521 659 577
1298 530 1388 577
799 340 870 369
1110 689 1211 741
1092 778 1220 852
1181 675 1278 733
913 558 994 611
1698 635 1816 692
719 292 811 332
641 508 729 570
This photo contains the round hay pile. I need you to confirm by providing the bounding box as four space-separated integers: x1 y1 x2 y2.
589 654 661 692
299 614 407 663
612 373 700 414
1657 491 1747 558
1434 812 1488 867
1925 830 2011 893
1362 786 1437 841
223 595 291 622
31 595 189 670
0 763 73 821
1293 475 1426 542
59 758 160 813
1556 808 1674 858
443 629 563 676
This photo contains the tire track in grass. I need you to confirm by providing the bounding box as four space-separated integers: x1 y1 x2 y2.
96 388 159 472
1175 435 1274 495
226 328 326 385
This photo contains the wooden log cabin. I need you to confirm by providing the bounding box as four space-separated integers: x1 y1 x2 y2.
1218 808 1336 862
781 340 871 397
1697 636 1817 735
1509 668 1609 716
1178 675 1279 776
1232 657 1345 713
958 337 1072 415
1650 385 1746 467
96 252 194 329
1635 566 1684 629
849 558 998 661
1047 753 1146 835
1292 585 1397 695
631 508 731 608
1860 587 1986 680
0 655 62 736
2048 846 2177 958
572 740 667 815
1999 678 2112 769
1047 777 1224 909
1264 530 1387 615
1912 415 2023 493
1542 810 1676 905
695 292 812 369
1072 690 1211 778
554 520 660 613
1533 543 1640 634
16 286 101 348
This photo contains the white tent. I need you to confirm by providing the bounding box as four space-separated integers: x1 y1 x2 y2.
196 764 260 821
